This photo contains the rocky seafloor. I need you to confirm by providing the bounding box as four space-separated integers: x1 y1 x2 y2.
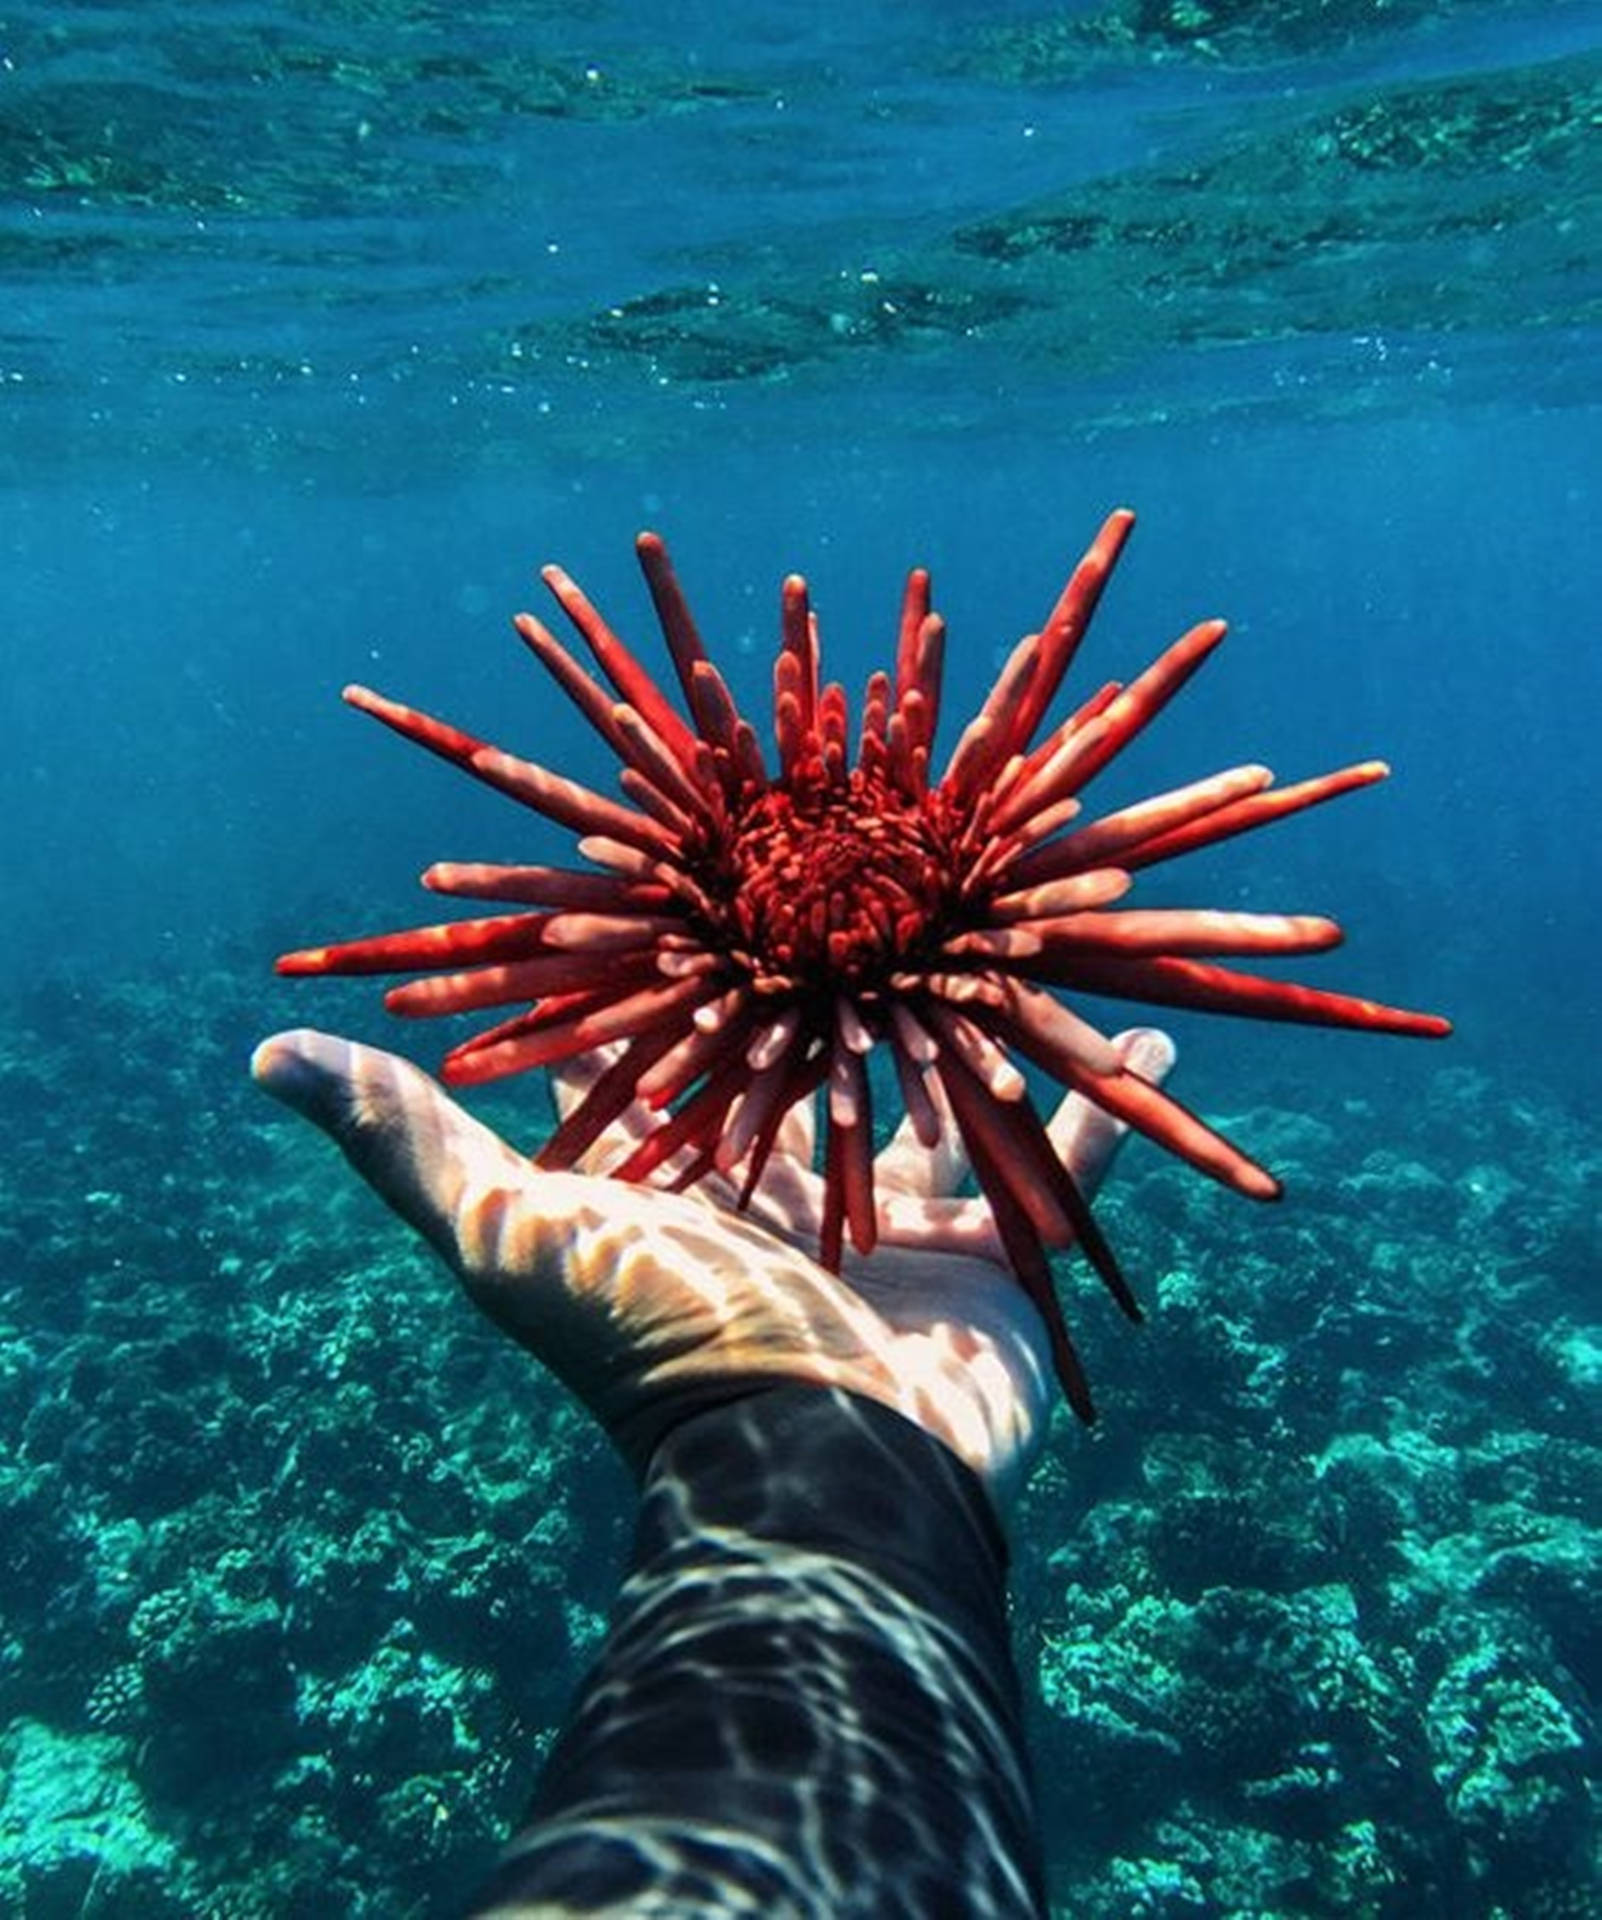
0 955 1595 1917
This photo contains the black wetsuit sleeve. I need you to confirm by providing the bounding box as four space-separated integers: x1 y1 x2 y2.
467 1383 1046 1919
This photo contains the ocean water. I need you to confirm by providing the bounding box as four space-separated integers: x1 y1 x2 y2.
2 1 1598 1914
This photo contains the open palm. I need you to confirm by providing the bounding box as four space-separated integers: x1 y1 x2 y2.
252 1025 1172 1508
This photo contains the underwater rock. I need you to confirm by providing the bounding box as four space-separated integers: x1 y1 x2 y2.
128 1560 296 1803
1422 1613 1593 1897
0 1718 187 1918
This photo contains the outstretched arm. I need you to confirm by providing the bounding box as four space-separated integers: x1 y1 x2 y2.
254 1026 1172 1917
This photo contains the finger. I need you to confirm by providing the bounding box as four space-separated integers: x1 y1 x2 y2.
744 1067 963 1235
683 1123 818 1244
874 1075 966 1198
547 1042 822 1228
774 1091 815 1167
700 1085 821 1239
550 1044 626 1124
251 1028 532 1273
734 1129 1002 1265
876 1028 1176 1267
548 1042 656 1175
1047 1026 1177 1197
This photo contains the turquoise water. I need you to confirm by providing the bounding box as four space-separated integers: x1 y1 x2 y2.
2 2 1598 1913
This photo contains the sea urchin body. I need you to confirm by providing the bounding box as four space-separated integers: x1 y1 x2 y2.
279 511 1450 1418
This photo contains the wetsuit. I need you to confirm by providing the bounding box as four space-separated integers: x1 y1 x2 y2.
468 1385 1045 1918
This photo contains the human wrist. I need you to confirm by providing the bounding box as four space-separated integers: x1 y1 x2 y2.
480 1381 1044 1917
634 1383 1015 1642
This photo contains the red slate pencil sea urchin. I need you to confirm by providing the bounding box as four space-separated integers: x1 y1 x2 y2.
279 510 1450 1418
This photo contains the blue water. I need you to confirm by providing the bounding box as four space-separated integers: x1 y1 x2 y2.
2 3 1598 1914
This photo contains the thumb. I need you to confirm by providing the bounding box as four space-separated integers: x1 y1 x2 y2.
250 1028 530 1272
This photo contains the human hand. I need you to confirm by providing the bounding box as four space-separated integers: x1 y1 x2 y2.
251 1025 1173 1507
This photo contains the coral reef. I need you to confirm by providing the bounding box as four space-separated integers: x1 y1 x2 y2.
0 958 1595 1913
965 0 1513 75
0 962 628 1913
3 3 1597 488
1012 1073 1601 1914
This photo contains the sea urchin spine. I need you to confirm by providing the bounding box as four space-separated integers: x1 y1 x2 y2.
279 511 1450 1418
